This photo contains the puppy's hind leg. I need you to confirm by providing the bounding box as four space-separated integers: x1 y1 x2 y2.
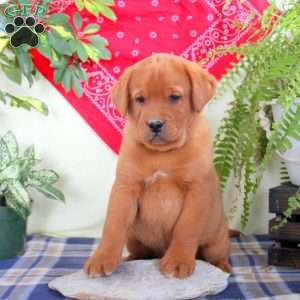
124 235 155 261
200 231 231 273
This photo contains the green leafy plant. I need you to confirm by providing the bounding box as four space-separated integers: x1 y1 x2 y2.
213 0 300 229
38 8 112 96
74 0 117 20
0 31 48 114
0 131 65 219
0 0 115 100
0 88 48 115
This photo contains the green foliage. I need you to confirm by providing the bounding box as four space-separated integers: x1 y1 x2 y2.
214 0 300 228
0 25 47 113
271 188 300 231
0 89 48 115
38 11 110 96
0 1 115 99
0 131 65 219
74 0 117 20
0 33 35 86
279 161 290 184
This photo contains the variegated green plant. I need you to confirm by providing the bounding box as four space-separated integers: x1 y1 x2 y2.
0 0 116 98
75 0 117 19
0 87 48 115
0 32 48 115
40 10 112 97
0 131 65 219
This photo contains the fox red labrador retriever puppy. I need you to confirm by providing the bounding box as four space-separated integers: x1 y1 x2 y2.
85 53 231 279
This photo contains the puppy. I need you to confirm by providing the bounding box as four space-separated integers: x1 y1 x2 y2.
84 53 231 279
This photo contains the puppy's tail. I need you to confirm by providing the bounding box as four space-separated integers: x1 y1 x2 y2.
229 229 241 238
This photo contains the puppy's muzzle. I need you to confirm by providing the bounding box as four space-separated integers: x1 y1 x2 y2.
147 119 165 134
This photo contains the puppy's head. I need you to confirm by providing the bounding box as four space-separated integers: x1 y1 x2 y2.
112 53 217 151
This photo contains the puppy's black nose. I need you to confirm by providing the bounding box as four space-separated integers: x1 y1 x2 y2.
147 119 164 133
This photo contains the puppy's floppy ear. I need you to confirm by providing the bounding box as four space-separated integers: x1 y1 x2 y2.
111 66 133 116
184 61 217 112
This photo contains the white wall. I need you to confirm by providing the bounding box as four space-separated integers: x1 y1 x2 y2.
1 71 117 237
0 71 280 236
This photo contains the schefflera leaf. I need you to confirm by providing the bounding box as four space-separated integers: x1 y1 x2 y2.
74 0 117 20
10 96 49 116
73 12 82 30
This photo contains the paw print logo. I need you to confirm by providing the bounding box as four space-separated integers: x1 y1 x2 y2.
5 16 45 48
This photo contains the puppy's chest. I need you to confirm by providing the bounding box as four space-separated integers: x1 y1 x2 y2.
144 170 168 186
141 153 193 186
134 169 184 250
139 169 185 217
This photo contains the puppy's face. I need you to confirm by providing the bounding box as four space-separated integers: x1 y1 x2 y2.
112 54 217 151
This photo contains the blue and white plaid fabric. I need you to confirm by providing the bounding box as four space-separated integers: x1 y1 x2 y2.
0 235 300 300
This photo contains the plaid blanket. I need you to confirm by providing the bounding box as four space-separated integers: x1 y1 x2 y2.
0 235 299 300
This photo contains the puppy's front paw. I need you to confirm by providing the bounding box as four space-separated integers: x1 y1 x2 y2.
160 253 195 279
84 250 119 278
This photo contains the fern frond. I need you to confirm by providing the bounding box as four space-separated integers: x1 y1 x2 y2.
271 188 300 231
214 101 249 190
280 161 290 184
264 104 300 163
214 1 300 229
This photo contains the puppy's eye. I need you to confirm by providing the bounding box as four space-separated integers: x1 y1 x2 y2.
136 96 145 104
169 94 182 103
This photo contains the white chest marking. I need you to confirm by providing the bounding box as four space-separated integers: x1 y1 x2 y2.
145 170 168 185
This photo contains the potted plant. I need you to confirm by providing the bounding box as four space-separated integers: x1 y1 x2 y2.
0 131 65 259
0 0 117 260
213 0 300 228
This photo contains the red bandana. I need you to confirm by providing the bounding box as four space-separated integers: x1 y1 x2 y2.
32 0 268 153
